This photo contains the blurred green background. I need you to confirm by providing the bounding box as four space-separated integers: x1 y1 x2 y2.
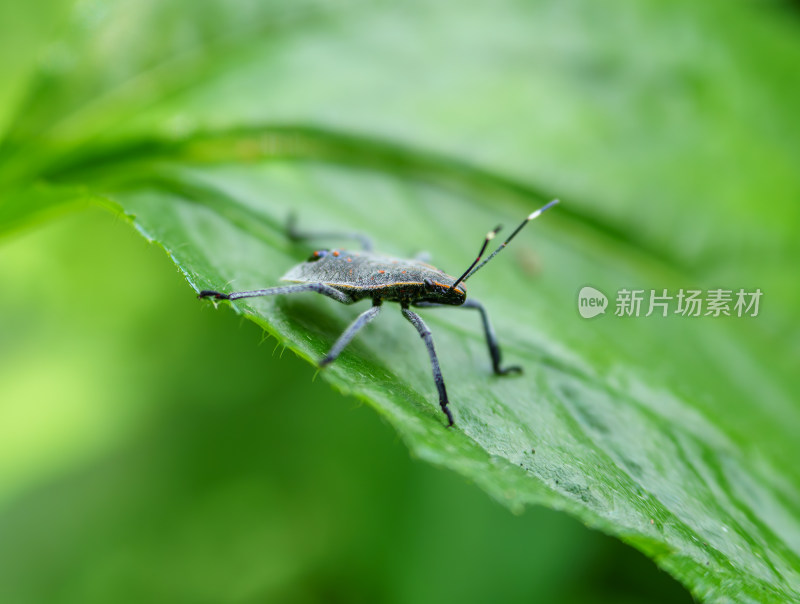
0 209 691 603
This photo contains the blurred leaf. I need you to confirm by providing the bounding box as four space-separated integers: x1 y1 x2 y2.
1 1 799 602
0 182 101 237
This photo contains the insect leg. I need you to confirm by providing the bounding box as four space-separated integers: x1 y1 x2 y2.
319 301 383 368
414 299 522 375
199 283 354 304
286 214 374 251
401 307 454 427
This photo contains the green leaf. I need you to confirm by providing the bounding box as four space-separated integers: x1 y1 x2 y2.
2 1 799 602
102 154 800 602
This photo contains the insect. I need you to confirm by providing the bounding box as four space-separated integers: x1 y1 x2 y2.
199 199 559 426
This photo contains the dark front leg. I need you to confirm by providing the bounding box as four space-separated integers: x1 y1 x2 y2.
401 307 454 427
414 299 521 375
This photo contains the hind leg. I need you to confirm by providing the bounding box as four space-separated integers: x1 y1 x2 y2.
199 282 354 304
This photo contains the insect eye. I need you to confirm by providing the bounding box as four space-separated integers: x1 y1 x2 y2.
308 249 329 262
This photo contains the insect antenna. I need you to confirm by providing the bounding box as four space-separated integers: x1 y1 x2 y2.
449 199 559 291
449 225 502 291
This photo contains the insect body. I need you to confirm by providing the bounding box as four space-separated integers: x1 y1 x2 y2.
199 199 559 426
283 250 467 304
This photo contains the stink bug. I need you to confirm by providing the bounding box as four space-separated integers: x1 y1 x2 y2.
199 199 559 426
